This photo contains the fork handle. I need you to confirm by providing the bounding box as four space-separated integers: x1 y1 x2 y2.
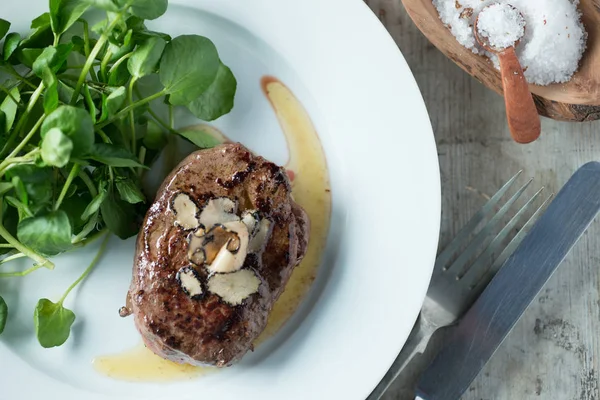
366 316 436 400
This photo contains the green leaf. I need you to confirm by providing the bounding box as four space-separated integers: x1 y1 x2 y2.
41 105 94 156
0 203 19 255
177 128 222 149
18 210 73 256
57 81 75 104
107 29 134 63
0 19 11 42
116 0 168 20
41 128 73 167
0 296 7 335
159 35 221 106
20 13 53 50
101 189 139 239
70 35 85 53
49 0 90 35
17 48 43 68
0 86 20 133
0 111 5 136
31 13 51 29
5 165 53 208
11 176 28 205
105 86 126 117
187 63 237 121
6 195 32 221
116 178 145 204
3 33 20 61
143 120 167 150
88 143 146 167
0 182 13 197
33 44 73 76
108 60 130 86
81 188 107 220
83 0 119 12
43 79 59 114
34 299 75 348
61 192 91 231
128 36 165 79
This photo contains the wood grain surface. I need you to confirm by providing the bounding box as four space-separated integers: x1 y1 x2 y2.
397 0 600 122
364 0 600 398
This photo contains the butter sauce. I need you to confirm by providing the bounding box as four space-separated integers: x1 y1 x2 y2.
255 76 331 344
93 344 214 381
94 76 331 381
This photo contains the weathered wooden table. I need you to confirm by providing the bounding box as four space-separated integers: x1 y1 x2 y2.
365 1 600 399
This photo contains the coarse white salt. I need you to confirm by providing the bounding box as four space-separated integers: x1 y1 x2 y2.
433 0 587 85
476 4 525 50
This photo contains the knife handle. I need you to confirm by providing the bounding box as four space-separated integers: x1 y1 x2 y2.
367 315 435 399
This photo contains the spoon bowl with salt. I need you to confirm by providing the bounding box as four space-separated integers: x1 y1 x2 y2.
474 3 541 144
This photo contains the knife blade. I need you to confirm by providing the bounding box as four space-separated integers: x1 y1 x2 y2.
415 162 600 400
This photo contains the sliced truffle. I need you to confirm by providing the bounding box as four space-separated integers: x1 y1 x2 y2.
207 269 261 306
187 222 250 273
241 210 260 236
171 193 199 230
199 197 239 228
176 266 203 298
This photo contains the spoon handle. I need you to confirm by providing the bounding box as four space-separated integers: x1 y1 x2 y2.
497 47 541 144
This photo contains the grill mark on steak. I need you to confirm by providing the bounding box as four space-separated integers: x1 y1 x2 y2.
128 143 309 367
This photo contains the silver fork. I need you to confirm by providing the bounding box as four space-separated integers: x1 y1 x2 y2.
367 171 552 399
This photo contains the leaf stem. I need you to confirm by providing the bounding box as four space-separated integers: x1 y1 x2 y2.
79 19 94 82
70 34 108 104
78 169 97 197
0 213 53 270
71 170 101 243
168 104 174 129
82 85 96 122
0 252 26 264
54 164 81 211
59 233 110 303
148 108 177 134
71 10 127 104
97 129 112 143
0 116 45 174
0 149 40 170
0 66 36 89
0 83 44 158
0 244 14 248
0 264 44 278
134 86 177 134
128 78 137 151
96 89 168 130
138 146 146 177
99 49 113 82
108 53 131 75
0 86 21 107
72 213 99 244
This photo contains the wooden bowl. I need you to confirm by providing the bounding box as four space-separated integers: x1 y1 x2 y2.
401 0 600 121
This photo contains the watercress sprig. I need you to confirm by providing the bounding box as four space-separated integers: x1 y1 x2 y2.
0 0 236 347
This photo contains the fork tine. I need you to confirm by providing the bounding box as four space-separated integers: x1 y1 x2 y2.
471 193 553 290
461 186 545 285
434 170 523 270
447 177 533 275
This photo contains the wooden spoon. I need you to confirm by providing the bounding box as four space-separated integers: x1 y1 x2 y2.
474 5 541 144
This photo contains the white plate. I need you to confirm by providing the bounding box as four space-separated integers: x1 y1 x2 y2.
0 0 440 399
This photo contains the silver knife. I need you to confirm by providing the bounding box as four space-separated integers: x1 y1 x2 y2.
415 161 600 400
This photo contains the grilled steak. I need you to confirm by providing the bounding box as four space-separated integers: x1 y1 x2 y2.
127 143 309 367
